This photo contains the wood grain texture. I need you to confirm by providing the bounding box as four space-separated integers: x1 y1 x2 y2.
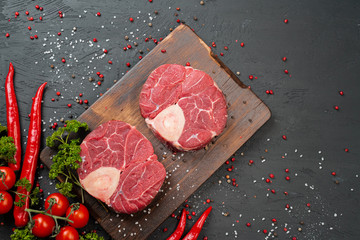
40 24 270 239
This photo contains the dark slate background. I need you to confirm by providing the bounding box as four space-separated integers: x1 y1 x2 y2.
1 0 360 239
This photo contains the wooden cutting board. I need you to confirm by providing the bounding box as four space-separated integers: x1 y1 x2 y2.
40 24 270 239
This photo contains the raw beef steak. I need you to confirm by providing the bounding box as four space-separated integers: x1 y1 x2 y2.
139 64 227 151
78 120 166 214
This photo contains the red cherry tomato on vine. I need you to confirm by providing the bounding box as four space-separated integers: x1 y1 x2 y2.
45 192 69 216
0 190 13 214
56 226 79 240
31 213 56 238
66 203 89 228
0 167 16 190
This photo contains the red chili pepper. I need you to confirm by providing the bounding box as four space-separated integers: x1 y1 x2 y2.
182 206 212 240
5 63 21 171
167 209 187 240
13 82 47 227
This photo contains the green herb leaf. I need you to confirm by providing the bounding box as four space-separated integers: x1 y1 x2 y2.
0 123 7 135
14 179 39 207
0 136 16 164
80 232 105 240
15 178 32 192
30 187 40 206
56 182 76 198
46 120 88 148
47 120 89 201
10 228 37 240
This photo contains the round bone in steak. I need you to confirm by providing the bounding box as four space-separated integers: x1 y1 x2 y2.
78 120 166 214
139 64 227 151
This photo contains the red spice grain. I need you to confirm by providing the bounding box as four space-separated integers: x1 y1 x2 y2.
285 168 289 173
104 49 108 53
269 173 275 179
35 5 40 9
139 56 143 60
285 176 290 181
271 189 276 194
129 17 134 22
39 17 43 21
67 103 72 108
331 172 336 176
30 36 34 40
306 203 311 207
246 222 251 227
40 7 43 11
28 17 34 21
25 11 29 15
84 100 88 104
15 12 19 16
5 33 10 38
266 179 270 183
249 160 254 165
61 58 66 63
58 32 61 36
186 62 191 66
161 49 166 53
97 12 101 16
108 60 113 64
93 38 97 42
176 19 180 23
282 57 287 62
34 34 38 39
284 19 289 24
97 81 101 86
206 199 210 203
28 26 32 30
126 62 131 67
345 148 349 152
282 135 287 140
263 229 268 234
284 69 289 74
266 90 270 94
96 72 101 75
334 106 339 110
163 228 168 232
240 42 244 47
99 74 104 78
272 218 277 222
56 91 61 96
249 75 253 80
339 91 344 96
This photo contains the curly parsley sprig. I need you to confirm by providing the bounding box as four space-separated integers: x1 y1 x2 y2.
0 136 17 165
46 120 88 200
80 232 105 240
10 227 37 240
13 178 40 207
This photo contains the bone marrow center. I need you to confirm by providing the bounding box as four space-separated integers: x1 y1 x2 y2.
146 104 185 142
80 167 120 204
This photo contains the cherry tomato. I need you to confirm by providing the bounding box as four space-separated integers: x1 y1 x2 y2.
45 192 69 216
31 214 56 238
66 203 89 228
0 167 16 190
56 226 79 240
0 190 13 214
